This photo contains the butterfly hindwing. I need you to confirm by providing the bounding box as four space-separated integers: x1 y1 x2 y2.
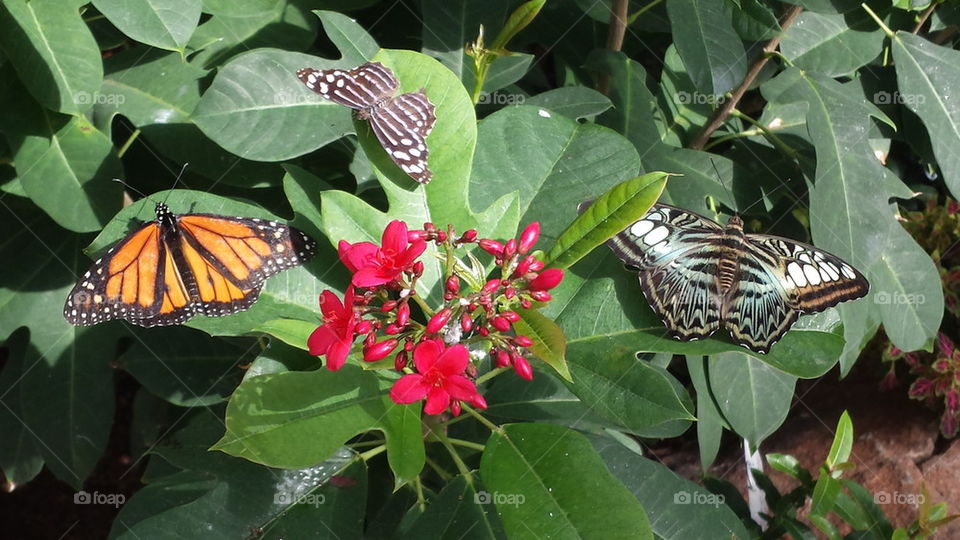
64 204 318 327
297 61 436 184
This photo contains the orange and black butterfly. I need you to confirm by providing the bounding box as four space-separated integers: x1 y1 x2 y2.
64 202 317 327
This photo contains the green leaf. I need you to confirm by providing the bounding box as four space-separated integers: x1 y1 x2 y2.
665 0 747 95
470 105 641 245
514 308 570 381
565 348 695 433
253 318 316 351
490 0 546 50
590 435 750 540
0 197 121 488
780 11 884 77
92 0 201 52
588 50 667 152
480 423 652 539
891 32 960 201
404 475 506 539
708 351 797 448
114 409 368 539
810 470 842 519
523 87 612 120
119 327 257 407
0 0 103 114
0 68 122 233
686 356 724 470
547 171 668 269
762 67 943 353
214 365 425 486
0 331 43 486
826 410 854 469
766 453 807 481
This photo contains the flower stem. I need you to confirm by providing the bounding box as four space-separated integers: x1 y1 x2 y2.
447 437 486 452
475 366 509 385
428 422 474 485
463 404 503 435
425 456 453 481
359 444 387 461
414 476 427 511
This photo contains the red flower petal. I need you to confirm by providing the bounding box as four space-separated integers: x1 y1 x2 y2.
325 339 352 371
424 386 451 415
343 242 379 274
307 325 336 355
318 290 344 317
390 374 428 403
436 344 469 376
352 266 392 287
413 339 443 373
443 374 479 401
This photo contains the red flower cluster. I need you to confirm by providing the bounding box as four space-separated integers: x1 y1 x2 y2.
307 219 564 416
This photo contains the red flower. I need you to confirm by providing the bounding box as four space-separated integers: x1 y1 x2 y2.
308 287 359 371
390 339 486 415
338 220 426 287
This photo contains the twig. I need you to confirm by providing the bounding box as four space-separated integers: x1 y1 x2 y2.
597 0 630 95
912 2 938 34
689 5 803 150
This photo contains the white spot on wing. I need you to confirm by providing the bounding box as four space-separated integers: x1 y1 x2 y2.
803 264 822 286
643 226 670 245
630 220 655 238
787 262 808 287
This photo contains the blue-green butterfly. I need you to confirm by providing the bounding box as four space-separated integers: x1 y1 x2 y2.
606 204 870 353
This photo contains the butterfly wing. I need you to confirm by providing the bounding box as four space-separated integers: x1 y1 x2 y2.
368 91 435 183
175 214 317 318
749 235 870 312
722 235 869 353
297 61 399 110
607 204 726 342
63 222 187 325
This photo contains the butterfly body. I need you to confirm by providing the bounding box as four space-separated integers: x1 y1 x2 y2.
297 62 435 183
64 202 317 327
607 204 869 353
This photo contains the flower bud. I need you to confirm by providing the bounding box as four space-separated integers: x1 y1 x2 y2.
479 239 505 257
529 268 564 291
530 290 552 302
501 311 520 322
364 339 399 362
495 349 511 368
478 327 490 337
355 320 373 335
364 332 376 347
446 275 460 294
470 394 488 410
384 323 402 335
514 255 536 277
381 300 398 312
412 261 424 276
490 316 512 332
518 222 540 254
459 229 477 243
482 279 501 294
407 229 427 242
450 401 462 417
436 231 447 242
396 302 410 327
528 259 545 272
505 287 516 299
513 335 533 348
394 350 408 371
460 313 473 332
504 239 517 258
512 354 533 380
426 308 453 333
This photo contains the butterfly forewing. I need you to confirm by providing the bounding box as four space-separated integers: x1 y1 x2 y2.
297 61 436 184
604 203 870 353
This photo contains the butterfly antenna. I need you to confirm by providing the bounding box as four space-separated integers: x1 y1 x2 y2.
160 162 190 206
112 178 154 203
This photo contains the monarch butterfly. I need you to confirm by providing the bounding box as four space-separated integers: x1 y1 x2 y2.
64 201 317 327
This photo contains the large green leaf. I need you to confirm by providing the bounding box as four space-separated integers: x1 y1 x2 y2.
762 68 943 353
0 196 120 488
480 423 652 539
587 50 666 154
591 435 750 540
0 68 122 233
707 351 797 448
665 0 747 96
420 0 509 82
113 409 368 539
780 11 884 77
891 32 960 201
524 87 612 121
0 330 43 486
92 0 201 52
0 0 103 114
214 365 425 487
191 10 376 160
470 105 641 245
